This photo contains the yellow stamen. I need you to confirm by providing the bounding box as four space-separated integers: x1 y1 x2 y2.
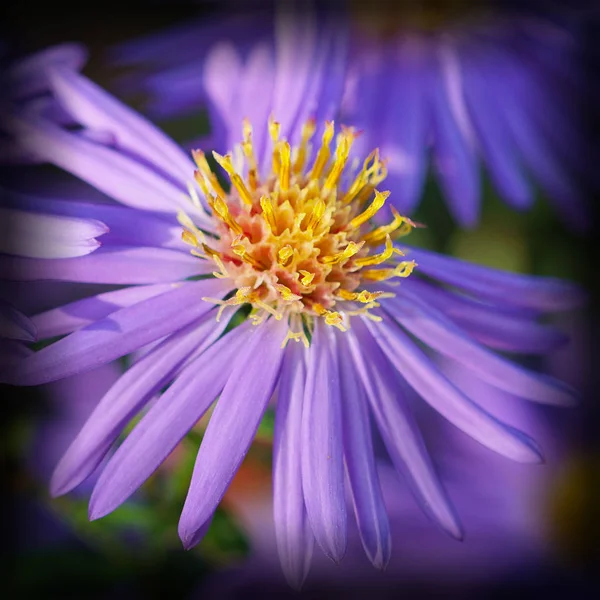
275 284 302 301
349 190 389 229
212 152 254 206
309 121 334 180
277 245 294 266
299 270 315 286
281 328 310 349
303 198 326 231
354 234 397 267
231 244 262 268
323 132 353 195
260 195 278 234
321 241 364 265
362 206 407 245
212 196 244 236
278 141 291 191
192 149 227 198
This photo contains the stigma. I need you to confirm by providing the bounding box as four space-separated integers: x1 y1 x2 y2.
180 117 419 343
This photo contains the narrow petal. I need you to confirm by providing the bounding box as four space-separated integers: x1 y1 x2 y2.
407 247 586 311
399 278 568 354
273 341 314 590
0 208 108 259
301 320 347 562
88 320 247 519
32 283 178 338
0 246 210 284
8 43 87 98
0 298 37 341
337 332 392 568
3 192 184 251
203 42 243 149
364 317 544 463
270 7 318 141
9 278 229 385
178 317 287 548
9 115 206 220
347 319 463 540
430 50 479 226
460 47 533 209
386 293 577 406
48 67 199 194
381 38 429 214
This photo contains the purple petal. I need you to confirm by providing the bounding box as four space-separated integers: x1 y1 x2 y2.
48 67 200 196
270 8 318 142
0 298 37 341
399 278 568 354
380 38 430 215
337 332 392 568
88 319 245 518
31 361 122 488
386 292 577 406
8 43 87 99
203 42 244 149
407 246 586 311
9 115 208 222
9 278 230 385
4 192 184 251
178 317 287 547
430 49 479 226
32 283 177 338
347 319 463 540
273 341 314 590
232 44 274 166
0 246 210 284
0 207 107 259
364 316 544 463
301 320 347 562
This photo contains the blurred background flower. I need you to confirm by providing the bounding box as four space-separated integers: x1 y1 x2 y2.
1 1 597 598
106 0 590 229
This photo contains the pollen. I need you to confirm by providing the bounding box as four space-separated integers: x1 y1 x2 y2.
182 117 420 339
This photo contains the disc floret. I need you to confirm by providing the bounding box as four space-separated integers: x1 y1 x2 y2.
180 117 419 344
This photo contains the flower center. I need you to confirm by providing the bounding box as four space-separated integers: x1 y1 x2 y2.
180 117 418 345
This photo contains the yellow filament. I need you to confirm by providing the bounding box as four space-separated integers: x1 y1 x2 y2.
192 149 227 198
362 207 407 245
231 244 262 268
259 195 278 234
212 152 254 206
354 235 396 267
303 199 327 231
277 245 294 266
349 190 389 229
281 328 310 349
212 196 244 236
323 132 353 195
275 284 302 301
309 121 334 180
279 141 291 191
299 270 315 286
321 241 364 265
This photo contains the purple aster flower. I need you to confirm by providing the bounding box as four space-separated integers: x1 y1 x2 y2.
109 2 586 228
2 40 584 590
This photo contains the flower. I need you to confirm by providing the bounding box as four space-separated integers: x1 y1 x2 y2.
3 43 584 590
109 2 587 228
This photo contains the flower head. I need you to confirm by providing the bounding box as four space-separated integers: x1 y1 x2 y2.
184 117 417 339
3 42 586 590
